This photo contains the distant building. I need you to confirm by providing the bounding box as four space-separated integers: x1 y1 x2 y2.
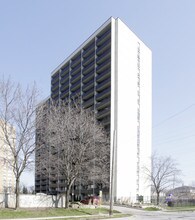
0 120 16 193
35 17 152 203
167 186 195 199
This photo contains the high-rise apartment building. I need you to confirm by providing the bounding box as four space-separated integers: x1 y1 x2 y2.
35 17 152 203
0 120 16 193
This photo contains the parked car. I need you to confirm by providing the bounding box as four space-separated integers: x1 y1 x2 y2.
80 196 99 205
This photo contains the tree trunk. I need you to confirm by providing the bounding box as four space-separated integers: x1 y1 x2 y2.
65 187 70 209
156 192 160 205
15 178 20 209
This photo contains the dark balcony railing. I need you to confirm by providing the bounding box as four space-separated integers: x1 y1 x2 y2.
96 48 111 65
101 117 110 126
61 83 69 91
96 39 111 55
96 58 111 73
82 61 95 75
35 182 40 186
96 97 110 110
51 80 59 89
70 90 80 98
83 87 94 100
60 88 69 99
71 63 81 76
96 68 111 82
61 64 69 76
71 72 81 84
61 64 69 72
61 69 69 78
71 53 81 68
97 107 110 119
51 75 59 85
51 94 59 101
82 53 95 67
51 85 59 94
83 42 95 57
96 87 110 101
83 79 94 92
97 29 111 46
71 80 81 92
83 97 94 109
51 91 59 99
41 181 48 186
58 182 66 187
49 182 57 188
40 186 47 190
52 72 59 82
61 73 69 84
82 70 94 83
96 77 111 92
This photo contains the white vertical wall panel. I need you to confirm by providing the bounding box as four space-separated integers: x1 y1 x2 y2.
114 18 152 203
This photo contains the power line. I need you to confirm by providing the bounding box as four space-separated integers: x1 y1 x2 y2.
153 103 195 128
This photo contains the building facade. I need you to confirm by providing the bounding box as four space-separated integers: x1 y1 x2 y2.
35 17 152 203
0 120 16 193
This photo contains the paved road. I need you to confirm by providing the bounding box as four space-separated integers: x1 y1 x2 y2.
108 205 195 220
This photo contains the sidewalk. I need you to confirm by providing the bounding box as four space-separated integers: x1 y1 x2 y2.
0 215 132 220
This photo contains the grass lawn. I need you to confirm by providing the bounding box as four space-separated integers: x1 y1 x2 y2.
166 206 195 212
0 207 124 219
144 207 161 211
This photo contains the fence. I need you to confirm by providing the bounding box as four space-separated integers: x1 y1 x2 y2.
0 193 66 208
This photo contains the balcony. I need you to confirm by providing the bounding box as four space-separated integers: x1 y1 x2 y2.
96 58 111 73
82 61 95 75
41 180 49 186
60 89 69 99
71 80 81 92
40 186 47 191
51 75 59 85
102 120 110 126
83 41 95 58
96 97 110 110
61 73 69 84
96 77 111 92
99 116 110 126
96 68 111 83
51 81 59 90
52 72 59 82
61 64 69 77
71 63 81 76
97 107 110 119
71 72 81 84
83 87 94 100
96 48 111 65
82 53 95 67
82 70 94 83
35 181 40 186
71 53 81 68
82 79 94 92
97 29 111 46
70 90 80 99
51 91 59 100
49 182 57 188
83 97 94 109
61 82 69 91
58 181 66 187
96 88 110 101
96 39 111 56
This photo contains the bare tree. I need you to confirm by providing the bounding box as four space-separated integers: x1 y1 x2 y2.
0 77 39 209
36 100 110 208
143 153 181 205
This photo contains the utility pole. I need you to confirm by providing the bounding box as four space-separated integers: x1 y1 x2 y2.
109 130 116 216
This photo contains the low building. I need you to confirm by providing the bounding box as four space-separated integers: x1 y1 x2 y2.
0 120 16 193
